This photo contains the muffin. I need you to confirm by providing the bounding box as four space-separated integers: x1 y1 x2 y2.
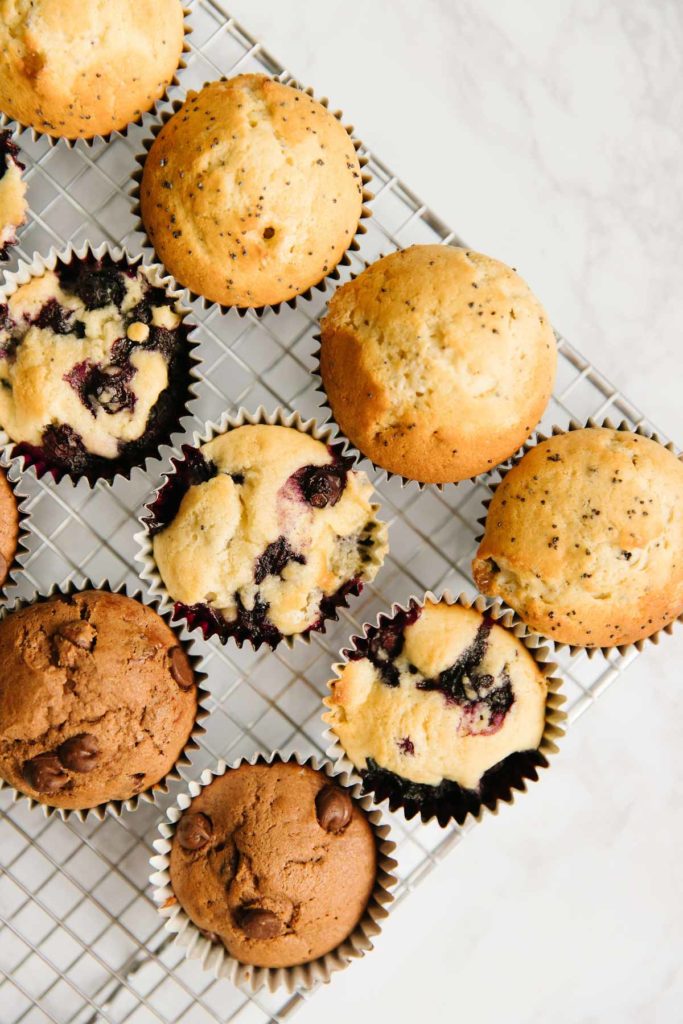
0 467 19 588
138 75 365 308
0 0 185 140
0 589 198 811
318 245 557 484
325 599 551 824
473 427 683 649
168 761 378 969
0 252 193 483
0 132 27 261
146 422 387 648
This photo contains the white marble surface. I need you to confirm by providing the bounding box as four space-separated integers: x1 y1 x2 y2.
222 1 683 1021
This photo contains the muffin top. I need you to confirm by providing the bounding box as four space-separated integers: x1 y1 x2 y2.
0 255 190 481
169 761 377 969
473 428 683 648
0 467 19 588
0 590 197 810
0 132 27 261
139 75 364 308
325 601 548 791
319 245 557 483
0 0 184 139
150 424 385 647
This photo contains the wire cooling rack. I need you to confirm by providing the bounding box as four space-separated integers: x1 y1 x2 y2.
0 2 670 1022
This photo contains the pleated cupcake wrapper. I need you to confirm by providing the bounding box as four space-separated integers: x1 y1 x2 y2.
323 589 566 828
0 127 27 263
0 239 202 487
130 74 372 316
134 405 389 650
0 5 193 147
0 578 210 822
474 416 683 658
149 749 397 993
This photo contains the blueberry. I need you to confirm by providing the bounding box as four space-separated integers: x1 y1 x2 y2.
144 447 218 534
350 603 422 687
253 536 305 585
59 261 126 311
40 424 91 474
0 131 22 182
64 360 135 415
33 299 84 336
295 464 347 508
0 304 14 334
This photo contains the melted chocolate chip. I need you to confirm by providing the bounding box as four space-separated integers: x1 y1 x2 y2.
169 647 194 690
23 752 70 794
57 733 99 773
315 783 353 833
177 811 213 851
238 907 284 939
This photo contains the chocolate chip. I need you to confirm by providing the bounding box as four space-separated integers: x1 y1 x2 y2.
23 752 70 793
57 733 99 773
315 783 353 833
170 647 194 690
238 907 284 939
177 811 213 851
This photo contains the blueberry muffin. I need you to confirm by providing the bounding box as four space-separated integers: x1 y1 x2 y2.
169 761 377 969
0 132 27 261
0 254 192 482
147 424 387 648
139 75 365 308
319 245 557 483
0 467 19 588
0 0 185 140
325 600 549 824
473 427 683 649
0 589 198 811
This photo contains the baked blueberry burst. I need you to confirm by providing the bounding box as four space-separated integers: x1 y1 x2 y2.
145 424 387 648
0 131 27 261
325 600 549 824
0 254 192 481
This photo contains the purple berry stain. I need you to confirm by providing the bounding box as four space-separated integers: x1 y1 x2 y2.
253 536 305 585
397 736 415 756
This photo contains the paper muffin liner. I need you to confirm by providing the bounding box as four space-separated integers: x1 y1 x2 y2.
0 5 192 148
135 406 389 651
323 589 566 827
149 749 397 993
0 455 32 598
0 128 27 263
0 239 202 487
130 74 373 317
0 578 210 822
474 416 683 658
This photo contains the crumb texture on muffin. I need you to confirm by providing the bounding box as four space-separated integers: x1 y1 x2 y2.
0 0 185 138
0 132 27 260
319 244 557 483
326 601 547 791
140 74 364 307
169 762 377 968
473 428 683 648
0 467 19 587
0 590 197 810
151 424 384 645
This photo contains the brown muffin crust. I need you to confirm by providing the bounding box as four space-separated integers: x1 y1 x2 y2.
0 467 19 588
473 428 683 648
139 75 364 308
319 245 557 483
169 762 377 969
0 590 197 809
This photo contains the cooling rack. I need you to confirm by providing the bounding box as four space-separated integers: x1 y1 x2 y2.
0 2 668 1022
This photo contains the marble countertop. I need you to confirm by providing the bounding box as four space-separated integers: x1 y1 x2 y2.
224 1 682 1020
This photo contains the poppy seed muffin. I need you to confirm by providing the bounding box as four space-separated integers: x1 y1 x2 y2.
319 245 557 483
147 424 386 648
473 428 683 648
0 132 27 261
325 600 549 823
0 590 197 810
0 467 19 588
168 761 377 969
0 0 185 140
139 75 364 308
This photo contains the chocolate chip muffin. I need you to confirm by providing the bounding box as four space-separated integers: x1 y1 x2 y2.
325 599 549 824
0 132 27 261
473 427 683 649
0 467 19 589
319 245 557 483
0 0 185 139
0 589 197 810
169 761 377 969
139 75 365 308
147 423 387 648
0 253 192 482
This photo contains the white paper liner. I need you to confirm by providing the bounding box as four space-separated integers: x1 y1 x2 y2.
134 405 389 650
149 749 397 993
473 416 683 658
0 239 202 486
0 5 193 147
0 578 210 822
323 589 566 827
130 74 373 316
0 128 27 262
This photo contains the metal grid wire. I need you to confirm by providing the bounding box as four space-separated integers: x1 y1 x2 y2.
0 2 668 1022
